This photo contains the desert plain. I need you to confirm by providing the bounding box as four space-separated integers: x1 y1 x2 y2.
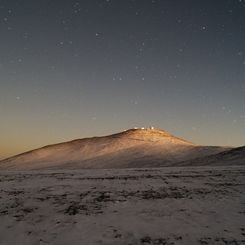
0 166 245 245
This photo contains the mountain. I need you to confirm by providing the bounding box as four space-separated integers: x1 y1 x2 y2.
0 128 232 170
176 146 245 166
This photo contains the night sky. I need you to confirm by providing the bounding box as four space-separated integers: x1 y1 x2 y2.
0 0 245 159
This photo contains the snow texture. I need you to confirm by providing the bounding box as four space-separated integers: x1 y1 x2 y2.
0 166 245 244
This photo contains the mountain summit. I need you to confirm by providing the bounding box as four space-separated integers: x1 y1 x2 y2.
0 128 233 170
112 128 193 144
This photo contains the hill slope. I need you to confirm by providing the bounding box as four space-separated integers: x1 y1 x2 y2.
176 146 245 166
0 128 230 170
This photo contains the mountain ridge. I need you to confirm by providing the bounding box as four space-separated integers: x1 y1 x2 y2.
0 128 238 170
1 128 192 161
176 146 245 166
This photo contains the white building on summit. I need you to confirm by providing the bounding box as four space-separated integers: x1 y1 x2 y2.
133 127 155 130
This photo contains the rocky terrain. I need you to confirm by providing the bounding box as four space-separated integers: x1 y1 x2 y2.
0 166 245 244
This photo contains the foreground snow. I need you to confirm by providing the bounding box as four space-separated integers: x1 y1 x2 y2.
0 166 245 245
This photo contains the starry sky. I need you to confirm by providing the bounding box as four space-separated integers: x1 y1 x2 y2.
0 0 245 159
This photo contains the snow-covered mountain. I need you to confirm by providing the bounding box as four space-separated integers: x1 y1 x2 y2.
0 128 232 170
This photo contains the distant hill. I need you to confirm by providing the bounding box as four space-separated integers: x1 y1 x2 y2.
176 146 245 166
0 128 232 170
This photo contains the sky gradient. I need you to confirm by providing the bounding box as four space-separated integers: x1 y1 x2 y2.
0 0 245 159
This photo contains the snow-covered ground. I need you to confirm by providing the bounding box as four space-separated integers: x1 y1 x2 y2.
0 166 245 244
